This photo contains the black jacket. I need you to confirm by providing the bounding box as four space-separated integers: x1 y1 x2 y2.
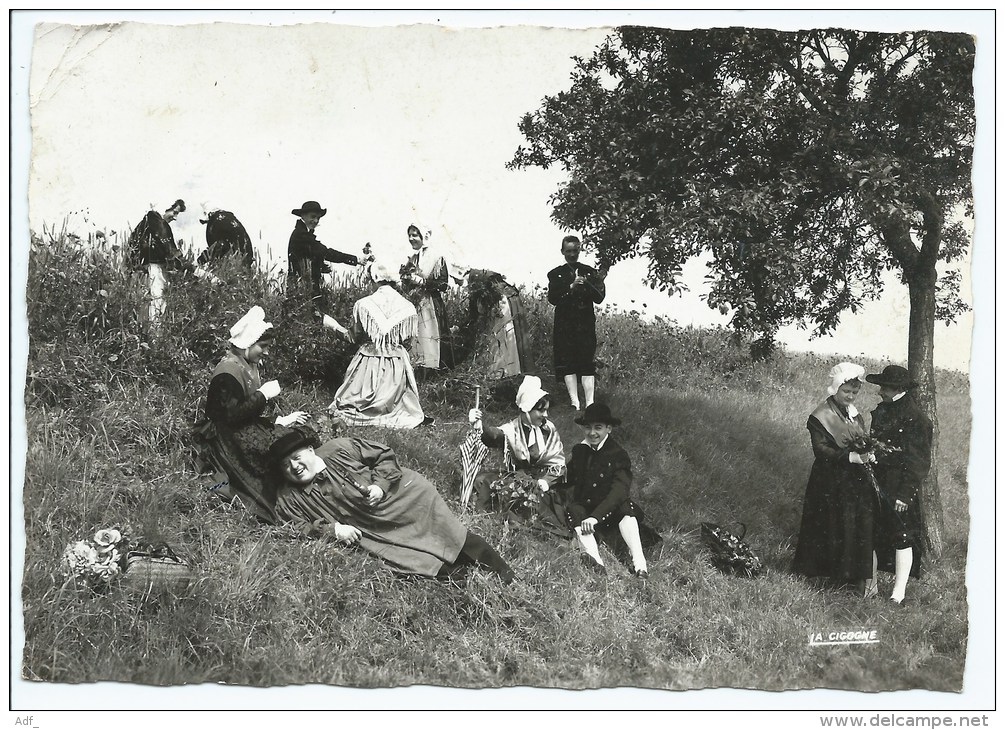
287 220 359 293
870 395 933 504
565 436 633 522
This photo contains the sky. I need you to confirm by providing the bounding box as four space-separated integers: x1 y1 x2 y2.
9 8 997 714
20 9 987 372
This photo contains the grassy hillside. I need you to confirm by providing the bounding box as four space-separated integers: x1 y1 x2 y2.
19 233 971 693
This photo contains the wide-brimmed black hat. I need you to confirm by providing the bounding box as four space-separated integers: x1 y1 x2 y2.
865 365 917 390
267 431 313 467
291 201 327 217
575 402 622 426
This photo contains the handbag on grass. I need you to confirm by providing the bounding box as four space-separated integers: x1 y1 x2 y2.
122 542 193 591
700 522 765 578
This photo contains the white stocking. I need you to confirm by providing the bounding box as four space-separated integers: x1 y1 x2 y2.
573 526 604 566
564 374 580 409
582 375 596 407
891 548 913 603
618 515 648 573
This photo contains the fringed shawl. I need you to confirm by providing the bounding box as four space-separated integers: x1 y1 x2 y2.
810 397 867 448
354 285 418 352
499 416 565 478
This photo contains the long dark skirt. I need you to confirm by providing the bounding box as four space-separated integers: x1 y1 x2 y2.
553 305 598 378
194 418 284 524
792 462 877 583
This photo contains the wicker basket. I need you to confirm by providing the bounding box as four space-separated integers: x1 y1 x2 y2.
122 547 193 592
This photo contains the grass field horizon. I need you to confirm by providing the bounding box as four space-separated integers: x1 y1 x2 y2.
16 232 972 697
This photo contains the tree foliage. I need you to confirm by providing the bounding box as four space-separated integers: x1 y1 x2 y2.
510 26 975 555
510 26 973 348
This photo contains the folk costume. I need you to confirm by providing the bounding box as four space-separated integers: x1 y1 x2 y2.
195 307 288 523
400 225 451 369
564 403 656 575
287 201 359 300
547 260 605 378
866 365 933 602
792 363 877 584
272 434 514 581
127 202 194 328
199 209 255 268
471 377 568 536
330 264 425 429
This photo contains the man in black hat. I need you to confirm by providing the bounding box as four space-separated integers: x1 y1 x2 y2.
865 365 933 605
287 200 363 300
564 402 655 578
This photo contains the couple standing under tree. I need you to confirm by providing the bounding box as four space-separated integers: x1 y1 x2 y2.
793 362 933 606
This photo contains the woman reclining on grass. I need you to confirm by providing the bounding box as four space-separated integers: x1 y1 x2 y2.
269 431 516 583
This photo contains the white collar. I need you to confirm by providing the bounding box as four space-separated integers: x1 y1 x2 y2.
584 434 609 452
891 391 907 402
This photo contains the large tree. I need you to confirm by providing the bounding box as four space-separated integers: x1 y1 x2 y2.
510 26 975 557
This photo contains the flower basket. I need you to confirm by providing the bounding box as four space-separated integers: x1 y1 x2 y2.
700 522 765 578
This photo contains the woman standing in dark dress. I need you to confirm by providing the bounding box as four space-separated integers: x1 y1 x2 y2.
197 306 310 523
547 235 606 410
792 362 879 596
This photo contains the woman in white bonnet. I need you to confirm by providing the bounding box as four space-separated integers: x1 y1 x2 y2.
400 224 452 370
792 362 879 597
329 260 428 428
196 306 310 523
467 376 568 534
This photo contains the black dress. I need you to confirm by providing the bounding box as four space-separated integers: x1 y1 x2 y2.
199 210 255 268
547 262 605 378
792 398 877 583
195 351 284 523
870 395 932 578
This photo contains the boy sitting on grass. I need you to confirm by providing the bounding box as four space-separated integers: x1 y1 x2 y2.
564 403 655 578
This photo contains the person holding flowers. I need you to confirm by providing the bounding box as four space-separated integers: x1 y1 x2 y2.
792 362 879 596
865 365 933 605
467 375 567 534
399 223 452 370
195 306 310 523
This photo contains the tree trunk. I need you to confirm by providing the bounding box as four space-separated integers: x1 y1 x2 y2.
907 266 944 559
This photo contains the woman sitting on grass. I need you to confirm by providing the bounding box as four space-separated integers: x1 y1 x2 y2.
792 362 878 596
270 431 515 583
196 306 310 523
467 375 568 536
328 261 429 429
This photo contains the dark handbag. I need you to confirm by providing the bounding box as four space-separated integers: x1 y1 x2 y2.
700 522 765 578
122 542 193 592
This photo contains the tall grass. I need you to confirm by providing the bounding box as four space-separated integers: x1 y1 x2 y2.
19 232 971 693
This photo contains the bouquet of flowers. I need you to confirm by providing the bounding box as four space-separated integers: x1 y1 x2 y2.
61 527 130 590
489 471 544 513
848 435 901 499
700 522 765 578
